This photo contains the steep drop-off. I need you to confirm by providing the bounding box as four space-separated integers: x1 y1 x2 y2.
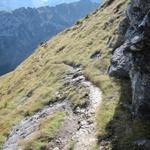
0 0 150 150
0 0 98 75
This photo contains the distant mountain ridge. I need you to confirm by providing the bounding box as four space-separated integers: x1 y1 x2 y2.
0 0 99 75
0 0 101 11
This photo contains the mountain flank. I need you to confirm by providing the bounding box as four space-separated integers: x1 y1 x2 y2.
0 0 150 150
0 0 98 76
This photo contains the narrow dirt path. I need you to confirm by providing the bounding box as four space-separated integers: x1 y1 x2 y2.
73 80 102 150
66 66 102 150
3 66 102 150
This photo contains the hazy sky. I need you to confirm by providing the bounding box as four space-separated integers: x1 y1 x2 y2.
32 0 81 7
0 0 101 10
0 0 81 10
32 0 100 6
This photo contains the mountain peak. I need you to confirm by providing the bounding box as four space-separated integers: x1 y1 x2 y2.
0 0 101 11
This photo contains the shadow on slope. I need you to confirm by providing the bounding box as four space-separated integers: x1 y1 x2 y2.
98 79 150 150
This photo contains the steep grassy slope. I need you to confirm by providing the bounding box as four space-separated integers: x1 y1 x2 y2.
0 0 149 149
0 0 98 76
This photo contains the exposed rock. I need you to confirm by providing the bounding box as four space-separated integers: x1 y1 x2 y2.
3 66 102 150
3 101 67 150
90 50 102 59
134 139 150 150
109 42 132 78
53 147 60 150
109 0 150 119
64 65 102 150
101 0 115 9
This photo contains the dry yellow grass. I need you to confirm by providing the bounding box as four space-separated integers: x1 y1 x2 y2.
0 0 149 149
19 111 66 150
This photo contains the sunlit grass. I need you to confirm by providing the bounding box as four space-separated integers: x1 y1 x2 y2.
19 111 66 150
0 0 149 149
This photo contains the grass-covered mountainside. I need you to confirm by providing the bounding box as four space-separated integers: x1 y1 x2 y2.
0 0 150 149
0 0 98 76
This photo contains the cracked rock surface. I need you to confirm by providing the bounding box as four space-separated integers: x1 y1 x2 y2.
109 0 150 120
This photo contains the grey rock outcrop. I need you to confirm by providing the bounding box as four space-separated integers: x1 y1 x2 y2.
134 139 150 150
109 0 150 119
0 0 99 75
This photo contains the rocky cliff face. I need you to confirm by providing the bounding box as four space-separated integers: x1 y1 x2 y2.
0 0 98 75
109 0 150 119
